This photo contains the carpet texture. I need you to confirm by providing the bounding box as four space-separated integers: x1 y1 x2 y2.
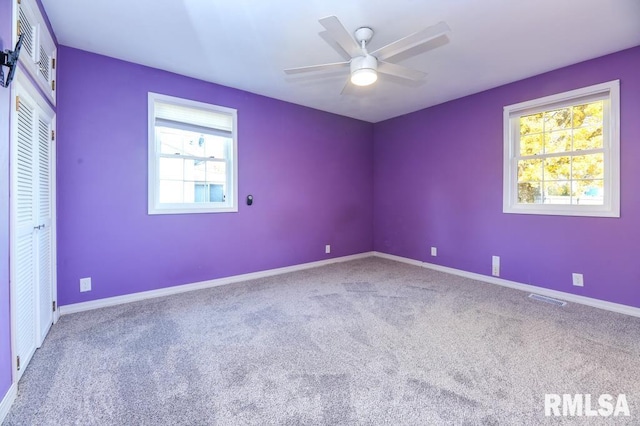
5 257 640 425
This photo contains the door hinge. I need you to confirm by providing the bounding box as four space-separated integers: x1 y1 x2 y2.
16 356 20 371
52 58 56 70
17 0 21 4
51 130 55 141
51 80 55 91
16 96 20 111
52 300 56 312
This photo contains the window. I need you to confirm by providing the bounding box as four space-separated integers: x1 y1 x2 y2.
503 80 619 217
148 93 238 214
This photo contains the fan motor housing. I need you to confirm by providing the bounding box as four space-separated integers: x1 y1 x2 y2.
350 54 377 73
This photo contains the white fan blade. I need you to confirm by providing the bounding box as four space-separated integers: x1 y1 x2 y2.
319 16 361 58
284 61 349 75
377 61 427 81
319 31 352 61
372 21 450 61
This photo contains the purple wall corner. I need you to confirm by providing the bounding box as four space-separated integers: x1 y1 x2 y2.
0 0 15 404
56 47 374 305
373 46 640 308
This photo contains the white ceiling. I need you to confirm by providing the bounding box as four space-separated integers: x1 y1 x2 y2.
41 0 640 123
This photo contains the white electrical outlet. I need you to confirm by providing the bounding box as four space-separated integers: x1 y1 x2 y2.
492 256 500 277
80 277 92 292
572 273 584 287
431 247 437 257
325 244 331 254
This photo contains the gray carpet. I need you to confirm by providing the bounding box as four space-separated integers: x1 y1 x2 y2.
5 257 640 425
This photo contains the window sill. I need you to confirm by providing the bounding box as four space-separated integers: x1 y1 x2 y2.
148 205 238 215
503 205 619 218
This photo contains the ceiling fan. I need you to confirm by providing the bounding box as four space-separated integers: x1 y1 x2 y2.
284 16 450 91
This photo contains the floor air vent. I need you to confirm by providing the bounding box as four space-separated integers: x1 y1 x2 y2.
528 294 567 307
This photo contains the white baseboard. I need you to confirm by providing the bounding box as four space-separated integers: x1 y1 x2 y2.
60 250 640 319
60 252 374 315
373 251 640 318
0 383 16 424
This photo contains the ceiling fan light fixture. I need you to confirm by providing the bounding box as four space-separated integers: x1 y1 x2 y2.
350 54 378 86
351 68 377 86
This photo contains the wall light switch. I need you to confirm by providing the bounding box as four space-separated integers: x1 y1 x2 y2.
431 247 437 257
325 244 331 254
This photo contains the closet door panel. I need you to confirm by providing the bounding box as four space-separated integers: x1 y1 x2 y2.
36 116 53 343
14 91 38 379
12 75 56 380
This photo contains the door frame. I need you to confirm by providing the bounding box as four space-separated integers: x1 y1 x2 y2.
9 69 58 383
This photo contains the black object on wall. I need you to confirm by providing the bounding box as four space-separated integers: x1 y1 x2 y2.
247 195 253 206
0 34 23 88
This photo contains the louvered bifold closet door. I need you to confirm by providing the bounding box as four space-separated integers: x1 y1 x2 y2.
12 74 56 381
14 91 38 380
36 116 53 342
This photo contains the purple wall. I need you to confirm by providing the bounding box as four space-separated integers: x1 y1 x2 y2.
0 0 13 404
56 47 374 305
374 46 640 308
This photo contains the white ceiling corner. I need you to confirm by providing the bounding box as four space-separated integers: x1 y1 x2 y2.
41 0 640 123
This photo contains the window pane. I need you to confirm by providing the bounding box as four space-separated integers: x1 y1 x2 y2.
182 134 207 157
544 156 570 181
520 112 544 136
158 128 185 155
544 108 571 131
573 101 603 128
544 130 571 154
209 184 225 202
544 181 571 204
207 161 226 182
183 182 197 203
520 134 543 156
159 157 183 180
189 160 207 181
573 126 603 151
158 126 211 158
572 179 604 205
572 153 604 180
192 183 225 203
159 180 183 203
518 159 543 182
183 160 194 181
205 136 228 159
194 184 206 203
518 183 542 204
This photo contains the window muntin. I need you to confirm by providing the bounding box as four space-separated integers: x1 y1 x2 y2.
503 81 619 217
148 93 238 214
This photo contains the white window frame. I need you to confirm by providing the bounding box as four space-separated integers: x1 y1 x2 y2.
148 93 238 215
503 80 620 217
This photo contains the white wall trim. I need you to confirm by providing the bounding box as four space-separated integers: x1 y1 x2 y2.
60 252 374 315
373 251 640 318
0 383 17 424
60 250 640 319
502 79 620 218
